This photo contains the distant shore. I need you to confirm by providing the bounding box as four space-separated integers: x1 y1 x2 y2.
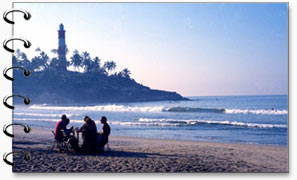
13 126 288 172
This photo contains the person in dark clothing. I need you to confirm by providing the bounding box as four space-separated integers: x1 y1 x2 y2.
63 118 73 137
78 116 98 153
54 115 73 151
55 115 72 142
97 116 111 148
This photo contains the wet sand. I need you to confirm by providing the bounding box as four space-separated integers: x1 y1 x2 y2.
12 127 288 173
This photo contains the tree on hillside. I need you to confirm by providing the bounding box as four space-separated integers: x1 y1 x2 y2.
88 56 101 72
81 51 93 72
31 56 43 71
70 50 82 71
49 57 60 71
14 49 31 69
12 48 133 79
39 51 50 70
31 48 50 71
103 61 117 75
118 68 131 79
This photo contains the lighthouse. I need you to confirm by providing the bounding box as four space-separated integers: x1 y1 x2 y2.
57 23 67 71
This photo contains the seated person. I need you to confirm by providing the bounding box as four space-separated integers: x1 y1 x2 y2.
55 115 72 142
54 115 73 152
78 116 98 153
62 118 74 137
97 116 111 148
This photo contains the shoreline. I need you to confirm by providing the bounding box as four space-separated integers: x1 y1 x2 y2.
19 125 287 147
12 126 288 172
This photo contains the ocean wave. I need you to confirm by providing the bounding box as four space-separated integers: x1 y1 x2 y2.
14 113 79 117
13 118 84 123
163 107 225 113
138 118 287 128
29 104 288 115
164 106 287 115
110 121 180 126
14 118 60 122
29 104 164 112
13 117 287 129
225 109 288 115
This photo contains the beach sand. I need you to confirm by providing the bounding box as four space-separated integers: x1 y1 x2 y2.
12 126 288 173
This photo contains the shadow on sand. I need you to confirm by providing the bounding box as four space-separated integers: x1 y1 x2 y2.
13 141 174 159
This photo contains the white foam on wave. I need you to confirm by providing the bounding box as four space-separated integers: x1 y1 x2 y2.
14 113 79 117
14 118 84 123
225 109 288 115
138 118 287 128
29 105 288 115
110 121 180 126
13 117 287 128
29 104 164 112
14 118 60 122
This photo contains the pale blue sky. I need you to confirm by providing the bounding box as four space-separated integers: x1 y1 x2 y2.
13 3 288 96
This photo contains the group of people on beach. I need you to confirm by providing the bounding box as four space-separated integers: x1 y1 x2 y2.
54 115 110 154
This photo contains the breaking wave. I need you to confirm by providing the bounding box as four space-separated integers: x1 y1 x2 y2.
29 105 287 115
163 107 225 113
137 118 287 128
13 117 287 129
13 118 83 123
14 113 79 117
110 121 178 126
29 104 164 112
164 107 287 115
225 109 288 115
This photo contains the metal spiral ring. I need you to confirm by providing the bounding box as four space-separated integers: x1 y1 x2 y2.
3 9 31 24
3 37 31 53
3 152 31 166
3 66 31 81
3 95 31 110
3 123 31 138
2 8 32 168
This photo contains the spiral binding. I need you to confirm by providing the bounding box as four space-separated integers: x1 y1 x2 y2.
3 66 31 81
3 123 31 138
3 37 31 53
3 9 31 24
3 152 31 166
3 95 31 109
2 9 32 166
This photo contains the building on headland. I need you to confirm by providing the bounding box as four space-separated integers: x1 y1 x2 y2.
57 23 67 71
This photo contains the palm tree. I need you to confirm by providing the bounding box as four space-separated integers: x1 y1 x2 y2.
49 57 59 71
89 56 101 72
119 68 131 79
70 50 82 71
31 56 43 71
15 49 31 69
81 51 92 72
103 61 117 75
39 51 50 70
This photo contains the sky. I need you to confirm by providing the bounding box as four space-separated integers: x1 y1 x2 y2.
13 3 288 96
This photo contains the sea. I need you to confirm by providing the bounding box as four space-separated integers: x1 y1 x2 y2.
13 95 288 146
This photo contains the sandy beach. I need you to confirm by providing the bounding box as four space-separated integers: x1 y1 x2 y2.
12 126 288 173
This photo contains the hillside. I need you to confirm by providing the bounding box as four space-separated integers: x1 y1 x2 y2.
13 70 188 104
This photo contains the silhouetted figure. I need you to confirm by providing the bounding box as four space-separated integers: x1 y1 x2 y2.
55 115 70 142
97 116 111 148
54 115 73 151
63 118 74 137
79 116 98 153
